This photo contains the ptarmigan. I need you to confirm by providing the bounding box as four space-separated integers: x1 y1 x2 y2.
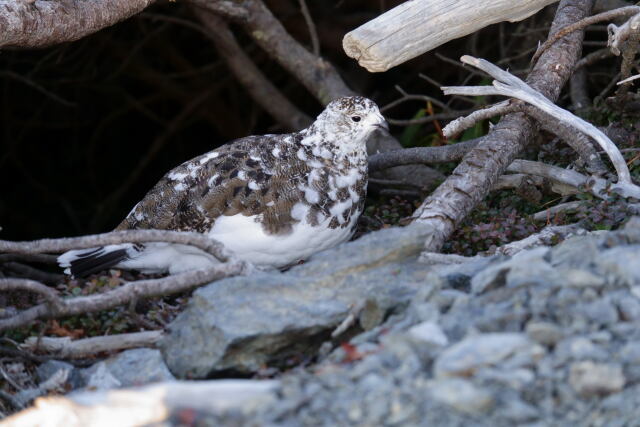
59 96 388 276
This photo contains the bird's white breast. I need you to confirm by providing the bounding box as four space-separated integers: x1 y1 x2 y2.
208 203 358 268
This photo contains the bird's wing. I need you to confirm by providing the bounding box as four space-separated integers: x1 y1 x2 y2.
115 134 310 235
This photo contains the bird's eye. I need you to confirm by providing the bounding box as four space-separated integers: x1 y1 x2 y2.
351 116 361 122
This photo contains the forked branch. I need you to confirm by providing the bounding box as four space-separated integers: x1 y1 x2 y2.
442 56 639 198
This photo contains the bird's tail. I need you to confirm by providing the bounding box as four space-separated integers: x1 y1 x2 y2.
58 244 136 277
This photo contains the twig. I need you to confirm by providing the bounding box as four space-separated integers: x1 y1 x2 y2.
607 12 640 56
442 56 635 190
411 0 595 253
493 174 545 192
0 229 230 262
442 101 516 139
368 139 480 172
14 368 70 407
618 74 640 85
0 262 246 332
504 159 640 200
520 105 609 176
21 331 164 358
297 0 320 56
574 48 614 69
0 71 75 107
380 85 449 113
495 224 587 256
531 6 640 64
387 109 475 126
331 302 365 338
531 200 584 221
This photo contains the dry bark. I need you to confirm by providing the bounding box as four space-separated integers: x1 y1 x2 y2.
0 0 155 48
411 0 595 252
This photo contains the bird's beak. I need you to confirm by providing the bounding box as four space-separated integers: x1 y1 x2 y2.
373 113 389 132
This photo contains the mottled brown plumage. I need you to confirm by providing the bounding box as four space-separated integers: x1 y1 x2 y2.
60 96 387 275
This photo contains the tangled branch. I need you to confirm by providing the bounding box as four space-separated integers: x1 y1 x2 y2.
442 55 639 198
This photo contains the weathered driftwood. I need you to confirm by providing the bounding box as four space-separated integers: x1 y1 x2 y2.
21 331 164 359
3 380 279 426
342 0 559 72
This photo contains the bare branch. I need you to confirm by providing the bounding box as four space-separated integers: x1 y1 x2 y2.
443 56 633 187
297 0 320 56
0 0 156 48
520 106 609 176
368 139 480 172
387 109 475 126
411 0 594 252
495 224 587 256
442 101 516 139
380 85 449 113
0 262 246 332
0 230 230 262
21 331 163 359
531 201 584 221
618 74 640 85
193 9 312 131
504 159 640 200
197 0 353 104
532 5 640 63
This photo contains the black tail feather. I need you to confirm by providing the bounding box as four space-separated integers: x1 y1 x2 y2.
70 248 128 277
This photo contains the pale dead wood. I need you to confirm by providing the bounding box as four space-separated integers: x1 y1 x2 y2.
532 5 640 63
411 0 595 252
531 201 584 221
443 55 638 195
0 229 230 262
342 0 558 72
4 379 279 426
493 174 545 192
618 74 640 85
0 262 246 332
21 331 164 358
442 101 516 139
495 224 587 256
0 0 156 48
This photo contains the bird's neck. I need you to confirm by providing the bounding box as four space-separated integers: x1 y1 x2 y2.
298 124 368 167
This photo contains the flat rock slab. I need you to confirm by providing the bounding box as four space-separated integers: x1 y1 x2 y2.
162 224 432 378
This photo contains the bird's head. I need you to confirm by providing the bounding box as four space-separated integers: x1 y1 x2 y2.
305 96 388 159
321 96 388 137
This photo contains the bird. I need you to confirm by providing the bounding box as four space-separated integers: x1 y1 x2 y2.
58 96 388 276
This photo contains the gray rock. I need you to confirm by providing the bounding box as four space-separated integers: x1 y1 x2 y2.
434 333 544 378
408 322 448 347
103 348 174 387
162 224 432 378
525 321 564 346
36 360 83 389
80 348 174 390
82 362 121 390
427 378 494 415
569 361 625 396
